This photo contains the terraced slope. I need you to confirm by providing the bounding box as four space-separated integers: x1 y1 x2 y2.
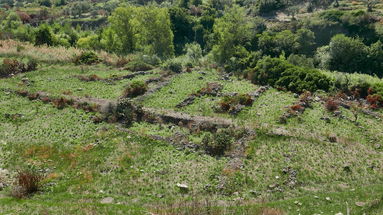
0 62 382 214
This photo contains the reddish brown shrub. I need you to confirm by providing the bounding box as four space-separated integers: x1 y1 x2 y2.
325 99 339 112
115 57 130 68
367 94 383 109
40 96 51 103
52 97 69 109
27 93 39 100
11 170 41 199
290 104 304 112
0 58 37 78
77 74 102 82
16 89 28 97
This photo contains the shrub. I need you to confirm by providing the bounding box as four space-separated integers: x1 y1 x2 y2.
248 56 332 93
125 60 154 72
367 94 383 109
202 130 233 156
275 67 332 93
325 98 339 112
163 58 183 73
0 58 38 78
217 94 254 114
77 74 102 82
34 24 54 46
73 51 100 65
122 81 148 98
11 170 41 199
115 57 130 68
114 98 143 126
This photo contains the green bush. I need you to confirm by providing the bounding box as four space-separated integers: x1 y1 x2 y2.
247 56 293 86
276 67 332 93
122 81 148 98
73 51 100 65
202 129 234 156
247 56 333 93
125 60 154 72
163 58 183 73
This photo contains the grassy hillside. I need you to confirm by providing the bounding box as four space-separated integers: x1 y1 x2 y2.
0 48 382 214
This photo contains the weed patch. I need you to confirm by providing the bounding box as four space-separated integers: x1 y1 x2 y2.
122 81 148 98
11 170 42 199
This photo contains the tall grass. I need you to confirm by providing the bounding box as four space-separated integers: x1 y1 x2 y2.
0 40 120 65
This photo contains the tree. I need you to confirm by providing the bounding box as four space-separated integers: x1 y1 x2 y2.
107 6 174 58
39 0 52 7
367 41 383 77
108 7 137 54
295 28 315 55
169 7 194 54
258 30 299 57
318 34 368 73
34 24 54 46
211 5 253 64
136 7 174 58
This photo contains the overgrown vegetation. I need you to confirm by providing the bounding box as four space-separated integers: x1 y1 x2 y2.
0 58 37 78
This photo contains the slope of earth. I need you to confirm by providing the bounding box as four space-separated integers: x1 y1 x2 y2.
0 59 382 214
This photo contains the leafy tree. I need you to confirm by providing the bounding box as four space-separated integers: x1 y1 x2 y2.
367 41 383 77
324 34 368 73
34 24 54 46
169 7 194 54
100 27 121 53
107 6 174 58
136 7 174 58
258 30 299 57
77 35 100 50
252 0 285 15
39 0 52 7
108 7 137 54
211 5 253 64
295 28 316 55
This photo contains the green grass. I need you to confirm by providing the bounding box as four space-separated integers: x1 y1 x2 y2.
1 64 161 99
1 63 383 214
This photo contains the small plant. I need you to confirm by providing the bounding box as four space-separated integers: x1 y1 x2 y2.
216 94 254 114
125 60 154 72
115 57 130 68
122 81 148 98
325 98 339 112
73 51 100 65
0 58 38 78
51 97 73 109
77 74 102 82
367 94 383 109
163 59 183 73
11 170 41 199
202 130 233 156
16 45 25 52
290 104 304 112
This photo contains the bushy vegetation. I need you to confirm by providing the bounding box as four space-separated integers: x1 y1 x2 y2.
246 56 332 93
0 58 37 77
122 80 148 98
73 51 99 65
